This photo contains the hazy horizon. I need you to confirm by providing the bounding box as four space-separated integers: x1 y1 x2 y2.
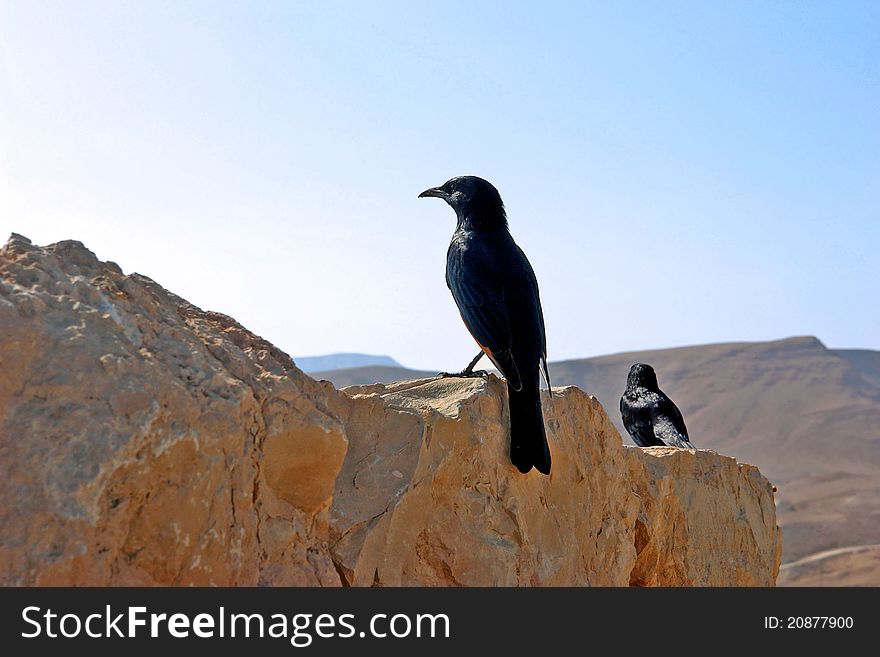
2 2 877 370
295 334 866 373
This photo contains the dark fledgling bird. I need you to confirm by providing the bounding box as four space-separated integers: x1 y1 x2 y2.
620 363 696 449
419 175 552 475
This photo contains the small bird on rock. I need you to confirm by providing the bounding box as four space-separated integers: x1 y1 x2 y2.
419 175 552 475
620 363 695 449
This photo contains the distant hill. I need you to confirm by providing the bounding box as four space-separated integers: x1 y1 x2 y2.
293 353 401 373
311 364 436 386
312 336 880 585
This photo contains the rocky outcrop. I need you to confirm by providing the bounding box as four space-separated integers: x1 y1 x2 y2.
0 234 781 586
329 378 781 586
0 234 345 585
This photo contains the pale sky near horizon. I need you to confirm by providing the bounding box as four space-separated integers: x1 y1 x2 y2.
1 1 878 370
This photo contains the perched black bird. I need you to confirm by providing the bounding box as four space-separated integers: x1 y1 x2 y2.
620 363 695 449
419 176 552 475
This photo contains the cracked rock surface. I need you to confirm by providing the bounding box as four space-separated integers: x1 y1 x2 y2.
0 235 781 586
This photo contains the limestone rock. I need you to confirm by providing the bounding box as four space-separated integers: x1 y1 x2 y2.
0 234 346 585
329 378 780 586
0 234 781 586
627 447 782 586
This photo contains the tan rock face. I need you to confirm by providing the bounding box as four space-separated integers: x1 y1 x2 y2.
329 379 780 586
627 448 782 586
0 235 781 586
0 235 345 585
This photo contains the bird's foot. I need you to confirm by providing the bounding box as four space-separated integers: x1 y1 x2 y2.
437 369 489 379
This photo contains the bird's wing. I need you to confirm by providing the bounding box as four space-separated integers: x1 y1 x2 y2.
450 280 523 391
651 396 694 448
517 243 551 395
447 245 523 391
620 396 659 447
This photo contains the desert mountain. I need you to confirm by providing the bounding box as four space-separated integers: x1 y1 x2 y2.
313 364 437 386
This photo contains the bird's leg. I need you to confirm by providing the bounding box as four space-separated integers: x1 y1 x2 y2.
438 350 489 378
461 350 489 376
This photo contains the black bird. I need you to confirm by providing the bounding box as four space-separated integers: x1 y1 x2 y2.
419 176 552 475
620 363 695 449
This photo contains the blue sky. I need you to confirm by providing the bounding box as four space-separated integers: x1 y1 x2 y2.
1 1 877 369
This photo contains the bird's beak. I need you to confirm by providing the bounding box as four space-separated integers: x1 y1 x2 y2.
418 186 447 199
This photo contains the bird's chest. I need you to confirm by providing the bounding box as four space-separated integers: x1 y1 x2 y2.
626 391 656 411
447 233 472 278
447 230 474 260
446 231 501 278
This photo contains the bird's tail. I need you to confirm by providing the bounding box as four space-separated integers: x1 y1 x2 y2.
508 382 551 475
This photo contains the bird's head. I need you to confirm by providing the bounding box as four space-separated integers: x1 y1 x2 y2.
627 363 659 391
418 175 507 230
